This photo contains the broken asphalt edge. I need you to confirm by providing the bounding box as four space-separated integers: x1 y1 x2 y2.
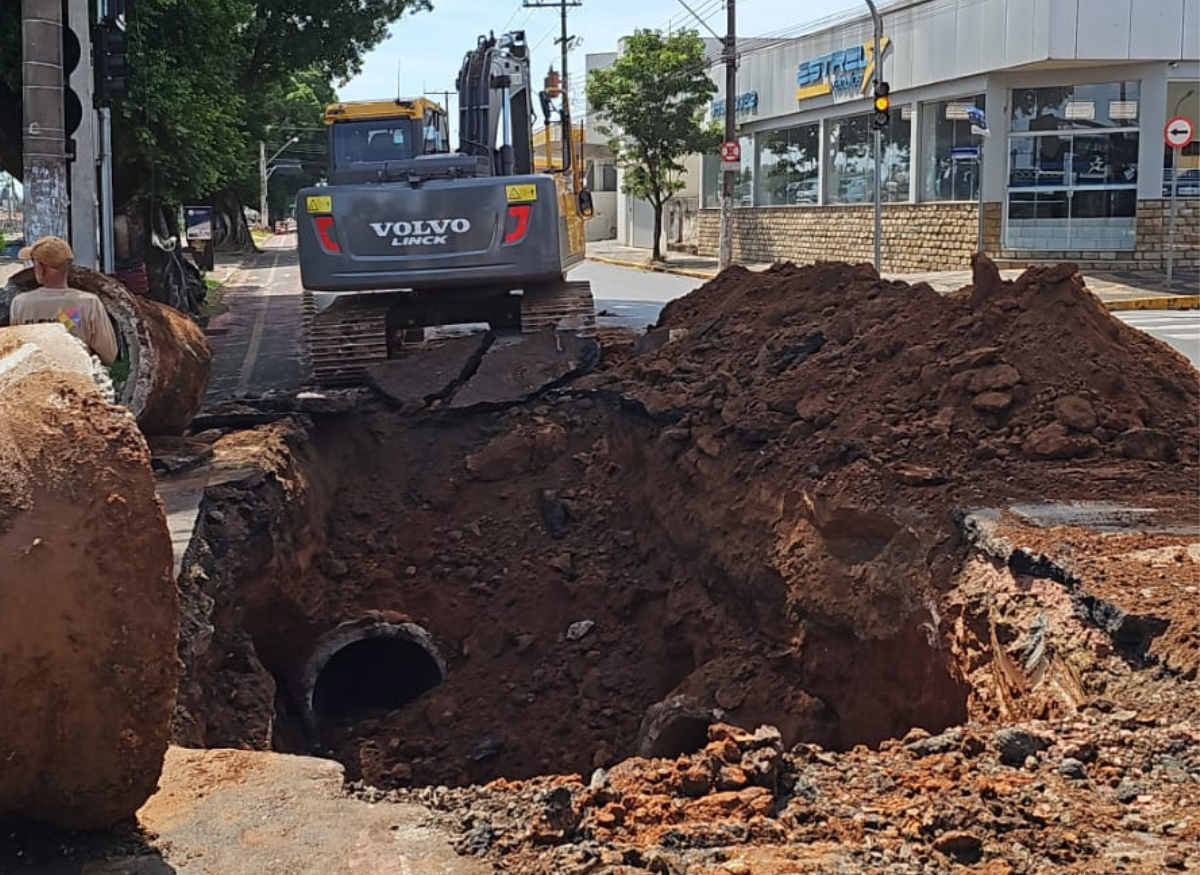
585 256 1199 311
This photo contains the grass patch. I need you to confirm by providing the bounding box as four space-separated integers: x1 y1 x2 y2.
110 356 131 396
251 229 272 246
199 275 231 321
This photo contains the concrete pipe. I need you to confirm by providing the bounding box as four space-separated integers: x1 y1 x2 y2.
301 618 446 742
3 266 211 435
0 325 179 829
637 695 724 759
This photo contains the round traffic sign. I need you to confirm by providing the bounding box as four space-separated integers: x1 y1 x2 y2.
719 140 741 163
1164 116 1194 149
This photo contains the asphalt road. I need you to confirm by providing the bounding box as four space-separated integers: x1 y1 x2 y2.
1115 310 1200 370
568 259 702 330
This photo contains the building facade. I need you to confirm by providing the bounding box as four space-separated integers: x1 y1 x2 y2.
677 0 1200 271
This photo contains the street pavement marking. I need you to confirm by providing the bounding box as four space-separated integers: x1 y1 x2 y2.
234 251 280 396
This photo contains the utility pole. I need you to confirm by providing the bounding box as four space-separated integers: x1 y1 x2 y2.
423 88 456 144
865 0 883 272
718 0 736 270
524 0 582 188
21 0 70 244
67 0 98 266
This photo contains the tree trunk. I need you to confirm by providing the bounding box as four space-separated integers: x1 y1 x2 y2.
651 200 664 263
210 187 260 253
117 200 208 316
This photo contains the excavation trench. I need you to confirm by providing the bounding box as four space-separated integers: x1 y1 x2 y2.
189 403 973 788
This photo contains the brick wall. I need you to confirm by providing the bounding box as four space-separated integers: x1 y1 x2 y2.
696 200 1198 272
695 203 1002 272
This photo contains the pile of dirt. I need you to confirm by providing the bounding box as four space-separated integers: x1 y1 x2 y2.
600 256 1196 489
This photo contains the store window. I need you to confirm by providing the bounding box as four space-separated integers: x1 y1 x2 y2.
824 107 910 205
734 134 755 207
756 123 820 206
920 96 985 201
585 160 618 192
702 154 720 209
1006 82 1140 251
1163 81 1199 198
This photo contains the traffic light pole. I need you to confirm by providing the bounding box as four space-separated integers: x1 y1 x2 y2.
866 0 882 273
67 0 98 266
99 106 114 270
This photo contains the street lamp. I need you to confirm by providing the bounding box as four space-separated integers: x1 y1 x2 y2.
260 136 299 227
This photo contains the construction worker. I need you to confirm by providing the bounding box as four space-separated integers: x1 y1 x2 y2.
11 236 118 365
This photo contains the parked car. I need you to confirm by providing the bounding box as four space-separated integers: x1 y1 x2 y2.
1162 168 1200 197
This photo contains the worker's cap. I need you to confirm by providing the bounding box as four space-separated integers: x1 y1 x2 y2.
18 235 74 268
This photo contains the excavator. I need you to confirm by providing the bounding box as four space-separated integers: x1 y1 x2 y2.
296 30 596 385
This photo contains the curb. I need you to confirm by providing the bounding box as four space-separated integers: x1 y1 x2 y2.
1102 294 1200 312
586 255 716 281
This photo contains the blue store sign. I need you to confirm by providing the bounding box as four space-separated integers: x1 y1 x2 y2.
796 37 891 103
712 91 760 118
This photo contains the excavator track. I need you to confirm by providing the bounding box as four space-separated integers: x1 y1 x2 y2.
520 281 597 336
305 291 390 387
305 281 597 388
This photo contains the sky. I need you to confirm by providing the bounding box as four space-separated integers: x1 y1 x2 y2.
338 0 867 127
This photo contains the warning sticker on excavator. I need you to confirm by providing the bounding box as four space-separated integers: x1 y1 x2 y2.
505 184 538 203
306 195 332 213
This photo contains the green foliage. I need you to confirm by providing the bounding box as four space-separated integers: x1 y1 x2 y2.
585 29 718 259
254 68 337 221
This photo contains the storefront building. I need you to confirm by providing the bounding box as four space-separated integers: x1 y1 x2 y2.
694 0 1200 271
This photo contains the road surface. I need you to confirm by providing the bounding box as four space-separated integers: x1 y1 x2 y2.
1115 311 1200 370
568 259 701 330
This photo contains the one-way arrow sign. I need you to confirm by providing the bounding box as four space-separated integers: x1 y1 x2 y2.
1165 116 1194 149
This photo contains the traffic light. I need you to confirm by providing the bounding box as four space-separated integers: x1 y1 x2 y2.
871 81 890 131
93 20 128 105
62 24 83 159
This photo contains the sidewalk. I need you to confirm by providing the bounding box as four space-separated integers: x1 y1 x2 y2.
585 240 1200 312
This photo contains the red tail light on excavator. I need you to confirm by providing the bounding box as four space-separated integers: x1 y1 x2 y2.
503 204 531 245
314 215 341 253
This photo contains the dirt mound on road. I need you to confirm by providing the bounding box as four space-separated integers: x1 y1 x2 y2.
607 255 1197 484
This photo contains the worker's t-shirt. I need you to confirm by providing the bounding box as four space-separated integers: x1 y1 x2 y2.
10 288 119 366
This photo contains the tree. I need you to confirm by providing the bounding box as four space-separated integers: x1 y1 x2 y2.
586 29 718 262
